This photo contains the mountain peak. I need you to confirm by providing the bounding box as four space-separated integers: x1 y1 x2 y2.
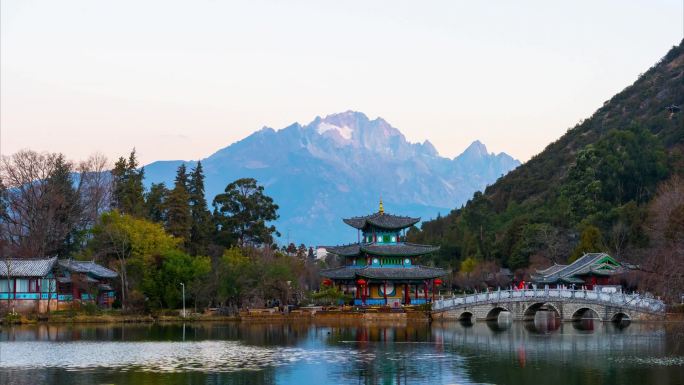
144 113 521 245
462 140 489 157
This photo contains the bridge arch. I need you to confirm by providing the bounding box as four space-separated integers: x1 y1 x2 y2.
458 311 474 322
458 312 474 327
611 312 631 322
486 306 511 321
571 307 601 321
523 302 560 320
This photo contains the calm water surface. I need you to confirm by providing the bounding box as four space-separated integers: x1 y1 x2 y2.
1 317 683 385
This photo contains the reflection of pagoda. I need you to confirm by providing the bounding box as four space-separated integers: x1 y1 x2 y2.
321 200 447 306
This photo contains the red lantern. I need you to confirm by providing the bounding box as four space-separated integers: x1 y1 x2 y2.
322 279 332 286
356 279 366 286
434 278 443 286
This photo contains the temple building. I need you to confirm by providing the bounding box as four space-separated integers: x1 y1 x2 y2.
531 252 630 289
321 201 447 306
0 257 117 314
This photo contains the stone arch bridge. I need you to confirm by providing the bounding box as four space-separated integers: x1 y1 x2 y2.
432 289 666 322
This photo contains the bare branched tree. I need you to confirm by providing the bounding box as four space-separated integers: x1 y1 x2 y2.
640 176 684 303
0 150 111 257
77 153 112 237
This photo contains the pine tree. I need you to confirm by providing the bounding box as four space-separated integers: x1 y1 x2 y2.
44 154 82 257
111 149 145 217
212 178 279 246
145 183 168 223
569 225 604 262
188 161 213 255
165 164 192 245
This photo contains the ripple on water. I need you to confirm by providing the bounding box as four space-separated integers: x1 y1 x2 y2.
608 356 684 367
0 341 367 373
0 341 464 373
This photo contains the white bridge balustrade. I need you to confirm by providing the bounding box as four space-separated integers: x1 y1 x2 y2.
432 288 666 322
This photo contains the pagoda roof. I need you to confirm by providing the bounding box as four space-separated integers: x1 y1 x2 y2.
321 265 447 281
325 243 362 257
320 266 364 279
325 242 439 257
357 266 447 280
343 212 420 230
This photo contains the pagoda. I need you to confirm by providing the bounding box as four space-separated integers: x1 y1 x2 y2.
321 200 447 306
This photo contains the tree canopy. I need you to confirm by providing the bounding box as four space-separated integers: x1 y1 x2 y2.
212 178 280 246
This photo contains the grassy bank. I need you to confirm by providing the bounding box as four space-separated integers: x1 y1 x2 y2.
2 309 240 325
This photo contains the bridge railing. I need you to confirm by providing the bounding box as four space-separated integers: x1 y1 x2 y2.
432 288 666 314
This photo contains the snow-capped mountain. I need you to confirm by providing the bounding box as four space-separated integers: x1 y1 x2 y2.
144 111 520 245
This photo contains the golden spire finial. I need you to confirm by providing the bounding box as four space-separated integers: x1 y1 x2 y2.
379 197 384 215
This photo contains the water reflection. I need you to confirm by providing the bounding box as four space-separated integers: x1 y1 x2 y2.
523 310 561 334
486 319 511 332
0 321 682 385
571 318 596 331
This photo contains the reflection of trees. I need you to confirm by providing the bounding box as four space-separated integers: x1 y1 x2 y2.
432 321 679 385
0 322 312 346
0 367 278 385
2 321 683 385
320 323 470 385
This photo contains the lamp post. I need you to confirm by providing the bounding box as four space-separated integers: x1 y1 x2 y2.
180 282 185 318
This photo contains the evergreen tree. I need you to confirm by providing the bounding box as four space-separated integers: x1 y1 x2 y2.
145 183 168 223
296 243 307 259
44 154 82 257
111 149 145 217
165 164 192 244
188 161 213 255
569 225 604 262
212 178 279 246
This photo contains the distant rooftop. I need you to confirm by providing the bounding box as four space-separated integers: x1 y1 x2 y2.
531 253 626 284
59 259 118 279
0 257 58 277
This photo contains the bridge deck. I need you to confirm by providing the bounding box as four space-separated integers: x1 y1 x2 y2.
433 289 665 318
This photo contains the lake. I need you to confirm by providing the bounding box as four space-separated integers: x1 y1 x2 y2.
1 317 683 385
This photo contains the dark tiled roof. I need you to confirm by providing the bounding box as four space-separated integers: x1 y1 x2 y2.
0 257 57 277
343 212 420 230
361 243 439 256
536 264 565 275
326 242 439 257
320 266 364 279
531 253 624 284
325 244 361 257
357 266 447 280
59 259 118 279
321 265 448 280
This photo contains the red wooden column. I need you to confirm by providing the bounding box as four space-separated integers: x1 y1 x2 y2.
424 280 428 302
72 278 79 300
404 284 409 304
361 284 365 305
383 281 387 305
432 279 435 302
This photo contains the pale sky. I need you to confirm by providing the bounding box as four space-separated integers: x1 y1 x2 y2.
1 1 682 164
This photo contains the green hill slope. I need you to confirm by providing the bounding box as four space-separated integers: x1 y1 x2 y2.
410 40 684 274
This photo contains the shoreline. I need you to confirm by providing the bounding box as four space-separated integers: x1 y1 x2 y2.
2 311 682 325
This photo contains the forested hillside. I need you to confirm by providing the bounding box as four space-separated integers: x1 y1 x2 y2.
410 40 683 299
